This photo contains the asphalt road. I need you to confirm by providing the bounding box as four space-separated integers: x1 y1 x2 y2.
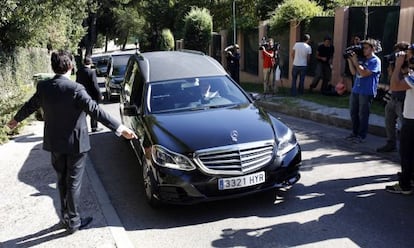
88 100 414 248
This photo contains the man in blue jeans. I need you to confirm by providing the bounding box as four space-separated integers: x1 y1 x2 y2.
291 34 312 96
346 39 381 143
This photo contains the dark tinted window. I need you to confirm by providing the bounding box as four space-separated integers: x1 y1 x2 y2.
147 76 249 113
112 55 130 76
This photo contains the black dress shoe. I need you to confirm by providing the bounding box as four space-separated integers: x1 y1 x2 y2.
67 217 93 234
91 127 103 133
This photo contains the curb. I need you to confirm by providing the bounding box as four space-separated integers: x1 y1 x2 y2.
85 156 135 248
257 99 386 138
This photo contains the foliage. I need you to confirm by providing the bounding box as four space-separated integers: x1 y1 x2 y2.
112 5 146 49
160 29 175 51
183 7 213 53
0 48 51 144
257 0 284 20
320 0 398 15
323 0 397 9
269 0 323 33
0 0 87 51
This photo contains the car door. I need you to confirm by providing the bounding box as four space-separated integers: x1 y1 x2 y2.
121 59 147 160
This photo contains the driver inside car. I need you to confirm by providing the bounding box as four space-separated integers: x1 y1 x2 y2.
199 80 219 99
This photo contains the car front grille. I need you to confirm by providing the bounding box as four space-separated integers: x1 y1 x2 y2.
194 140 275 175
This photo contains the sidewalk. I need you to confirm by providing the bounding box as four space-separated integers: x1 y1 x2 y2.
258 95 386 138
0 121 133 248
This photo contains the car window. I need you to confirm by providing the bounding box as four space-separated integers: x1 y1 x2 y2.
112 55 130 76
147 76 250 113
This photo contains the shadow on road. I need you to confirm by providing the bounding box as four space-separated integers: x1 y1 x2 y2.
87 128 414 247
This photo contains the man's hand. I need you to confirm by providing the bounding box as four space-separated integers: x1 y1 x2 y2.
6 119 18 130
395 54 406 69
350 52 359 66
121 128 138 140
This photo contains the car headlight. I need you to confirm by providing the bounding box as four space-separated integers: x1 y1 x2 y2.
276 128 297 156
152 145 196 171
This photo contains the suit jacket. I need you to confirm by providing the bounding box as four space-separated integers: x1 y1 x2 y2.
76 66 102 101
14 75 121 154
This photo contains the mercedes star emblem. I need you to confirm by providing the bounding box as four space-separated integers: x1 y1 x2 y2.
230 130 238 142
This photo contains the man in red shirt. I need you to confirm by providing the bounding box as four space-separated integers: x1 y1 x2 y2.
261 38 274 93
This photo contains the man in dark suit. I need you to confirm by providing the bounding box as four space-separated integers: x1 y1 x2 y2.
7 50 137 234
76 56 102 132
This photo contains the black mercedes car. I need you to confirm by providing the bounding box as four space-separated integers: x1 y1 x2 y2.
105 50 136 100
119 50 301 206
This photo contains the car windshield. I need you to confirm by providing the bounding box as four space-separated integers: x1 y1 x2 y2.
112 55 130 76
92 55 109 66
147 76 250 113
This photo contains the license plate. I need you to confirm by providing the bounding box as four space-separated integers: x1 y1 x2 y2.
218 171 265 190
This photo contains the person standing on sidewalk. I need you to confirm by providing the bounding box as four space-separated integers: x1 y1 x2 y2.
385 44 414 194
76 56 103 132
261 38 274 93
376 42 410 153
291 34 312 96
309 36 334 93
345 39 381 143
224 44 241 84
7 50 137 234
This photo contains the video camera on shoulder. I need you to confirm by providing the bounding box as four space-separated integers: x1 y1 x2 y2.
259 37 279 51
259 37 269 50
343 39 383 60
343 44 363 59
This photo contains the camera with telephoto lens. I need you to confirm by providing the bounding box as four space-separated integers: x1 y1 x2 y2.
259 37 270 50
384 51 414 67
343 44 363 59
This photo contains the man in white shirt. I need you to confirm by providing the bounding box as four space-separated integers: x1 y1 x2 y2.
291 34 312 96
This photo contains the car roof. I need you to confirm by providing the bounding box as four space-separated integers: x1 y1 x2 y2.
135 51 227 83
91 53 109 58
110 49 137 57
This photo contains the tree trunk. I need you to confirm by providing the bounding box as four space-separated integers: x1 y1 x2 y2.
105 34 108 53
85 12 97 56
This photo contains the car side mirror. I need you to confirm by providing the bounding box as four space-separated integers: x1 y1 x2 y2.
249 92 261 101
123 105 140 116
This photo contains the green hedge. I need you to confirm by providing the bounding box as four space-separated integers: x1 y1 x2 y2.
0 47 51 144
183 7 213 54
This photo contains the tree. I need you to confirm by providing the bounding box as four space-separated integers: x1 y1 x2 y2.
160 29 175 51
183 7 213 53
0 0 87 51
257 0 284 20
112 6 146 50
269 0 323 32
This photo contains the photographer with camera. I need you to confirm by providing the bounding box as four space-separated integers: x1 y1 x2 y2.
224 44 241 84
260 38 275 93
376 42 410 153
345 38 381 143
344 35 362 87
309 36 334 93
385 44 414 195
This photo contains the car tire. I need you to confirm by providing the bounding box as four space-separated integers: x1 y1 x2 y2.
142 158 161 208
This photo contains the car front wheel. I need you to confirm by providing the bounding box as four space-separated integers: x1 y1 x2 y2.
142 158 161 207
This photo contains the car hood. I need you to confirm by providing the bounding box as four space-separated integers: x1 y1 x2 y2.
144 103 277 153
